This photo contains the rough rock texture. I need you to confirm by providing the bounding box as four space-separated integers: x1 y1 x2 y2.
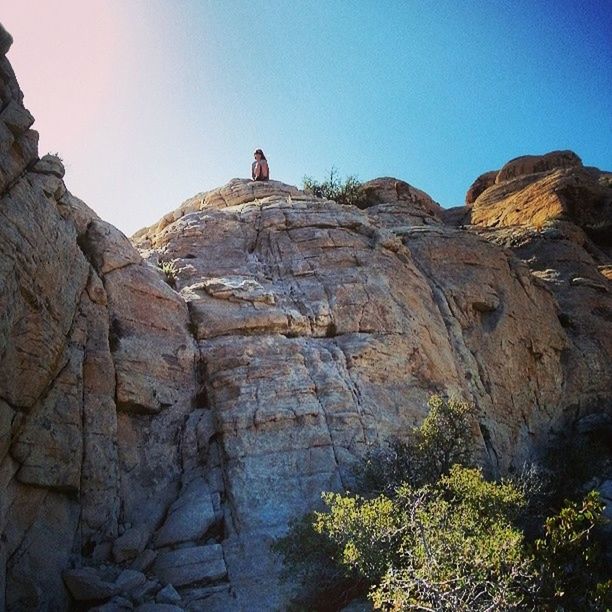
462 150 612 240
360 177 444 223
495 150 582 183
0 32 199 611
0 30 611 612
465 170 497 206
471 166 612 231
130 173 610 608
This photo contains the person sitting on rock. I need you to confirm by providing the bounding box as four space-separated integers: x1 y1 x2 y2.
251 149 269 181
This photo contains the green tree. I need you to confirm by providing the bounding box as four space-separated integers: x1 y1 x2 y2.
533 491 610 610
275 394 610 611
318 467 537 611
358 395 477 495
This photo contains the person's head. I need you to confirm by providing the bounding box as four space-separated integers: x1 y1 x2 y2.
253 148 266 161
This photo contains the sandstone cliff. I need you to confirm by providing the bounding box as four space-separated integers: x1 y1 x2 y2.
0 25 610 611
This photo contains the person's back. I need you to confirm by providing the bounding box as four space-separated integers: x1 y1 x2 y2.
252 149 269 181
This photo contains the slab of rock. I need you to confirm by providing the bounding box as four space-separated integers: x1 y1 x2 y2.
129 580 161 605
361 177 443 220
113 525 151 563
496 150 582 183
104 263 197 415
0 23 13 55
465 170 497 206
0 178 90 410
156 584 182 605
33 153 65 178
80 219 143 275
152 545 227 587
471 160 612 231
154 477 216 547
62 567 118 601
115 569 146 594
130 549 158 572
132 178 302 242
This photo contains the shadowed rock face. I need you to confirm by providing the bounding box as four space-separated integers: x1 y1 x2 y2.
1 26 611 611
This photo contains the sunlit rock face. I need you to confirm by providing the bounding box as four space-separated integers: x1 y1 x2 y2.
1 23 611 611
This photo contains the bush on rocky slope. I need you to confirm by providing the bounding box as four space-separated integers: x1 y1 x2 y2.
303 167 368 208
275 395 610 611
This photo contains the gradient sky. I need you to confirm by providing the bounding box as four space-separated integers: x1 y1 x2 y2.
3 0 612 235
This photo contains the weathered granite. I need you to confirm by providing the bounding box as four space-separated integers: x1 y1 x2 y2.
0 27 610 611
152 545 227 587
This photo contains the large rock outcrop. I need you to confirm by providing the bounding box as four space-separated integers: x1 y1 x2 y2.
1 27 202 611
0 25 610 611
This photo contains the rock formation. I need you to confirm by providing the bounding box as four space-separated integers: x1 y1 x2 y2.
0 25 610 611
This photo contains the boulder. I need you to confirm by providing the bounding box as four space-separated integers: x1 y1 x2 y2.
465 170 497 205
152 545 227 587
114 569 146 595
129 580 161 605
471 165 612 231
0 22 13 55
113 525 151 563
361 177 444 225
154 477 216 547
496 150 582 183
131 549 158 572
62 567 118 601
33 154 65 178
156 584 182 605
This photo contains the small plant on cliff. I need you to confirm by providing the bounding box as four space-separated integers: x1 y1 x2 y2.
303 167 368 208
157 259 179 288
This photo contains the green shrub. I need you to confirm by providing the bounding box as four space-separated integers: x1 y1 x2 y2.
534 490 610 610
303 167 368 208
320 466 537 611
275 394 610 611
157 259 179 288
358 395 477 495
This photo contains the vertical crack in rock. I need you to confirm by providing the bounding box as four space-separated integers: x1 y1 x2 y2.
302 342 346 490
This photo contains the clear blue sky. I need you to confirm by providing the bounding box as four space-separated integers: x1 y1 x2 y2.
4 0 612 234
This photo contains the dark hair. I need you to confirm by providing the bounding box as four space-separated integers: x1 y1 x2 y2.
254 148 267 161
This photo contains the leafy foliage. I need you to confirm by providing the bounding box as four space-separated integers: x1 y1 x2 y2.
275 394 610 611
534 490 610 610
157 259 179 288
358 395 477 494
303 167 368 208
319 467 537 611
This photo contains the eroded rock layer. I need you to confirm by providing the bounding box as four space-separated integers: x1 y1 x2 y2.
1 26 611 611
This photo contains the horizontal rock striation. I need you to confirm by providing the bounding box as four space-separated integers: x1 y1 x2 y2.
1 25 610 611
